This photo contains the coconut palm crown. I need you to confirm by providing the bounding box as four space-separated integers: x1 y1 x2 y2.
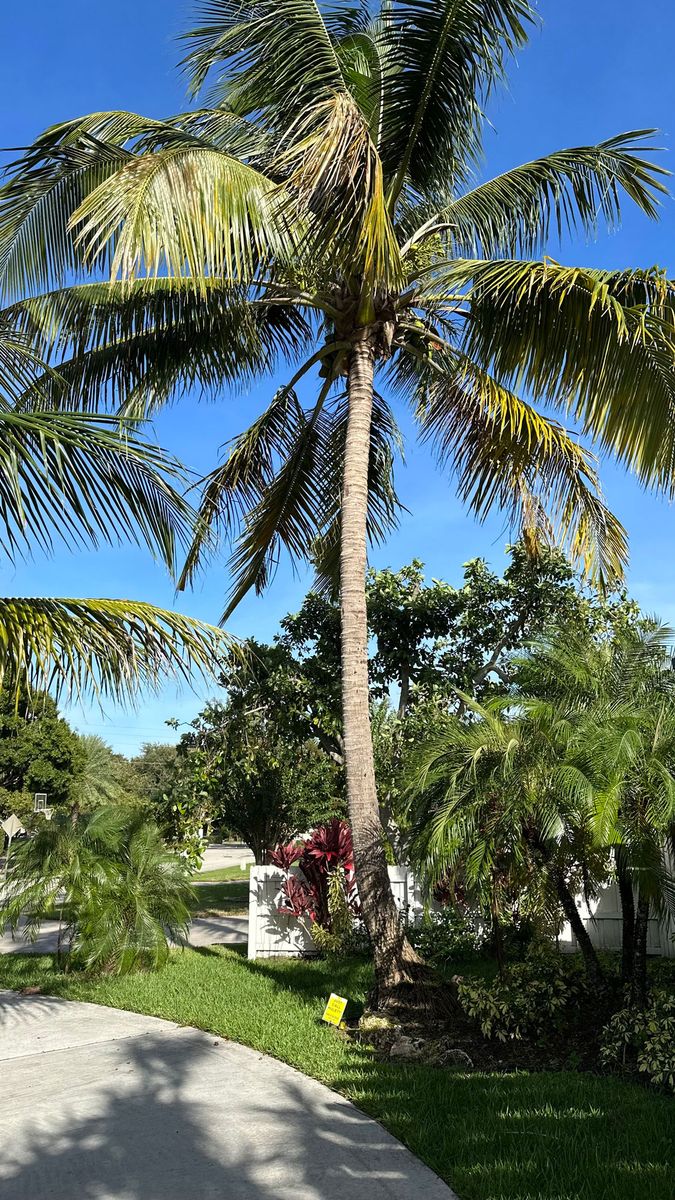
2 0 675 997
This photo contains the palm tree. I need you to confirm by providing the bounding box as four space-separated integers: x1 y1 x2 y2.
2 0 675 999
1 805 193 972
0 319 228 699
76 734 131 809
408 691 608 986
411 625 675 999
520 625 675 1005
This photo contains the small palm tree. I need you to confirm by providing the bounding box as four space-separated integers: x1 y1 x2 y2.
75 813 193 974
411 625 675 1000
521 625 675 1004
408 691 606 985
1 806 121 965
1 806 193 973
3 1 675 998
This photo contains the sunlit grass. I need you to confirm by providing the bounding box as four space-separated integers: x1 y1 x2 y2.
193 865 250 883
188 880 248 915
0 949 671 1200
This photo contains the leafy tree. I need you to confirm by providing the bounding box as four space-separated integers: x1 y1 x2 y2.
175 699 343 863
2 806 192 973
4 1 675 998
126 742 179 817
0 690 84 828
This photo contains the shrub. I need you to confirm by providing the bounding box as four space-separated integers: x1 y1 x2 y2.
599 991 675 1093
457 945 586 1041
1 806 192 974
270 819 362 956
408 905 487 964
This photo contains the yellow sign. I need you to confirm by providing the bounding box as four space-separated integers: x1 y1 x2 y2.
322 993 348 1026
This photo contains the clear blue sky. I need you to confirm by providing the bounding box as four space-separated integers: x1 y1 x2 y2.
1 1 674 755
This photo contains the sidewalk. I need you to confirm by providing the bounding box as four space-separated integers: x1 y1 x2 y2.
0 915 248 955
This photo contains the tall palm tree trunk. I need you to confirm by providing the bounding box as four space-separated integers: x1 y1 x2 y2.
341 327 422 1002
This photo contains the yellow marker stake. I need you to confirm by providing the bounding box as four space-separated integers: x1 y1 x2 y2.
322 993 348 1026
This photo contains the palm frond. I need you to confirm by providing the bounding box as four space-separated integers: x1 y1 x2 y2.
410 132 668 258
181 0 350 117
0 407 203 571
424 258 675 495
274 92 402 292
6 279 315 415
0 108 269 299
380 0 535 203
71 144 295 285
0 596 230 704
410 347 628 586
178 372 402 614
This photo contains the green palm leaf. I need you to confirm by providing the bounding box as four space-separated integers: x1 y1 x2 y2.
0 596 229 703
381 0 535 203
71 145 295 284
400 345 626 585
181 0 351 116
425 258 675 494
0 407 199 570
7 279 315 415
412 132 668 258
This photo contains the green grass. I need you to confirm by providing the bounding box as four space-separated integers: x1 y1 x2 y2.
0 950 671 1200
188 881 248 916
193 865 250 883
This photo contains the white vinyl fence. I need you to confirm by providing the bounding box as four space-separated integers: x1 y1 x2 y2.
559 882 675 959
247 864 675 961
247 865 423 959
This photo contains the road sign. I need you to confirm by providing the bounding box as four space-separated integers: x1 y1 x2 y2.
2 814 24 839
322 993 348 1027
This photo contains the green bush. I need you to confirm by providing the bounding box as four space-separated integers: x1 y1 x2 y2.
599 991 675 1093
456 945 586 1041
408 905 487 964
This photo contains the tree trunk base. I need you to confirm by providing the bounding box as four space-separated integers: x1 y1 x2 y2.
367 952 461 1020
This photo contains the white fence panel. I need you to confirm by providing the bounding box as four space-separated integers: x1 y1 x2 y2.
248 864 424 960
249 864 675 961
559 881 675 958
247 866 314 960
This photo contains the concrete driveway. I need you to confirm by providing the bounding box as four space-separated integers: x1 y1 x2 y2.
0 991 456 1199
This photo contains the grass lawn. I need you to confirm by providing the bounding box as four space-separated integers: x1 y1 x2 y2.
0 949 671 1200
188 881 248 916
193 865 250 883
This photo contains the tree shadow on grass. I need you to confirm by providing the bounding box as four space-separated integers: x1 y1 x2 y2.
229 957 673 1200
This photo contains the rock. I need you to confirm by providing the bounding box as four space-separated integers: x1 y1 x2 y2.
438 1047 474 1070
389 1035 426 1062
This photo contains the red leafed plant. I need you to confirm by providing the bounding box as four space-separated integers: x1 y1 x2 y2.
270 819 360 936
